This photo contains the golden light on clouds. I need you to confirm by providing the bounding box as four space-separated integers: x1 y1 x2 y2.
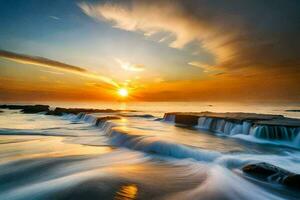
188 61 213 73
115 58 144 72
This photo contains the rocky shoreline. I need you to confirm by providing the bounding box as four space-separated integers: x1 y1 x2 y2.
164 112 300 141
1 104 300 189
0 104 122 116
164 112 300 127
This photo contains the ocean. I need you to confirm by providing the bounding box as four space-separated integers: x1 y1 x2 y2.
0 102 300 200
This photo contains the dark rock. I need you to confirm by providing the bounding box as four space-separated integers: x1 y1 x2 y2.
120 114 154 118
171 114 199 126
283 174 300 189
164 112 300 132
243 162 300 189
165 112 288 124
21 105 49 113
286 110 300 112
0 104 49 113
140 114 155 118
95 116 120 126
242 162 283 177
0 104 122 116
46 107 119 116
0 105 29 110
175 114 199 126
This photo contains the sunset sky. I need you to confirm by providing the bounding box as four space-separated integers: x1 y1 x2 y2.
0 0 300 102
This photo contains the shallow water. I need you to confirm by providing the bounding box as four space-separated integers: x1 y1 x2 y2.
0 102 300 200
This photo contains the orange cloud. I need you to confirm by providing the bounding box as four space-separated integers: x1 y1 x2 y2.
115 58 145 72
188 61 214 73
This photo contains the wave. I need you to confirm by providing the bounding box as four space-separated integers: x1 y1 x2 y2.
57 112 300 165
2 109 300 171
166 165 286 200
108 129 221 162
67 112 221 162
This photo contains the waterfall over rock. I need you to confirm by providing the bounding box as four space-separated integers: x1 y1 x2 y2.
164 112 300 146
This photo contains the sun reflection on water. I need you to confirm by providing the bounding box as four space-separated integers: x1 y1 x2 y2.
114 184 138 200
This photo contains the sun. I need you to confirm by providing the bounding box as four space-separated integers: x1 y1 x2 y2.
118 88 128 97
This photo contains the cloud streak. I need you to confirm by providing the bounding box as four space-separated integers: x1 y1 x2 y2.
79 0 300 74
49 16 60 20
115 58 144 72
0 49 118 87
188 61 213 73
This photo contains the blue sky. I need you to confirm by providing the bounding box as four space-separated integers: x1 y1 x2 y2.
0 0 211 82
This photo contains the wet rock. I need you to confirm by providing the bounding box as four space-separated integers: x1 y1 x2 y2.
242 162 283 177
164 111 293 127
286 110 300 112
95 116 120 126
46 107 118 116
120 114 154 118
243 162 300 189
21 105 50 113
164 112 300 142
283 174 300 189
174 114 199 126
139 114 155 118
0 104 50 113
0 105 30 110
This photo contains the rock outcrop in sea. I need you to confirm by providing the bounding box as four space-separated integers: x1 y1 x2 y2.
164 112 300 142
243 162 300 189
0 104 49 113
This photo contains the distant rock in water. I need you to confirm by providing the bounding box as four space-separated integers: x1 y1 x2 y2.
119 114 154 118
45 107 119 116
0 104 49 113
22 105 49 113
0 104 128 116
242 162 300 189
286 110 300 112
3 105 115 115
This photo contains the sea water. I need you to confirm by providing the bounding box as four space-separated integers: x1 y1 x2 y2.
0 102 300 200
